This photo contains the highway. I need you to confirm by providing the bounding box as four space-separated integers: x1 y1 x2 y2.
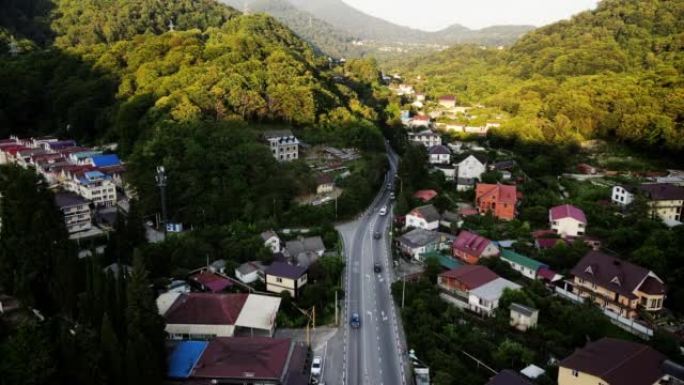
336 147 407 385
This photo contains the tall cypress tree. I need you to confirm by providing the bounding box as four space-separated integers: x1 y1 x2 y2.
124 252 165 385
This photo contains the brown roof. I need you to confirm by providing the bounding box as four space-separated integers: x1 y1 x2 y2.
191 337 292 381
164 293 248 325
486 370 533 385
560 338 666 385
439 265 499 290
638 183 684 201
570 251 664 299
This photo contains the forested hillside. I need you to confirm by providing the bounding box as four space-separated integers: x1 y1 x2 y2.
393 0 684 151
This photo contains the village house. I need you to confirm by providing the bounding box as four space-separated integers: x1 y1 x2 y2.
638 183 684 226
54 191 92 234
408 115 431 129
438 265 498 302
263 130 299 162
405 204 441 231
486 370 534 385
71 170 117 207
611 184 635 206
408 130 441 147
558 338 680 385
398 228 455 261
264 262 308 298
260 230 281 253
432 164 456 181
234 261 267 284
413 189 438 203
415 93 426 102
469 277 522 317
475 183 518 221
167 337 307 384
438 95 456 108
316 174 335 194
428 145 451 165
440 210 461 229
549 204 587 238
284 236 326 267
510 303 539 332
452 230 499 264
500 249 548 280
189 271 233 293
157 292 281 339
570 251 666 319
455 154 487 191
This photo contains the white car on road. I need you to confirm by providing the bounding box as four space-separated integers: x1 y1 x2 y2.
379 206 387 216
311 356 322 377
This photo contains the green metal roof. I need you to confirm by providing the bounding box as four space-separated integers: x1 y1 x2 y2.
422 251 463 270
501 249 547 271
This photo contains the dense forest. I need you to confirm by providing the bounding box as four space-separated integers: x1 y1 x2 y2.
0 1 388 384
392 0 684 151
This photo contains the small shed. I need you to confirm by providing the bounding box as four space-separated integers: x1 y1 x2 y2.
510 303 539 331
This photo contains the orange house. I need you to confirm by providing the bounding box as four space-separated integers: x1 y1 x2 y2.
475 183 518 220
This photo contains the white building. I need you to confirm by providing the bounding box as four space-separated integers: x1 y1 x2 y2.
432 165 456 182
260 230 281 253
456 155 486 180
428 145 451 165
612 185 635 206
468 278 521 317
549 204 587 238
405 204 440 231
264 130 299 162
408 130 441 148
235 261 266 284
73 171 117 207
408 116 431 129
510 303 539 332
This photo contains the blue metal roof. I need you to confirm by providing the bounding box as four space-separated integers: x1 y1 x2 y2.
91 154 121 168
167 340 208 379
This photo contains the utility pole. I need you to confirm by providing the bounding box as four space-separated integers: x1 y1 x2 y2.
156 166 168 237
401 274 406 308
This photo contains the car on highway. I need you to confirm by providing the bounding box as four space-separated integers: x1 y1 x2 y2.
374 263 382 273
311 356 322 377
390 192 395 200
379 206 387 216
373 231 382 239
350 312 361 328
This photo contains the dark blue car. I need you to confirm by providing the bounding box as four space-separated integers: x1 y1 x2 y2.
350 312 361 328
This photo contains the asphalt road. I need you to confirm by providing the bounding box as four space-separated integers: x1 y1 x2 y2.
334 147 408 385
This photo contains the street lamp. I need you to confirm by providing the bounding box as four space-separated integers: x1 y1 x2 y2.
155 166 168 236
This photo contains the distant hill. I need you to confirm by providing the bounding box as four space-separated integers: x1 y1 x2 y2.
392 0 684 151
288 0 533 45
221 0 533 57
219 0 365 57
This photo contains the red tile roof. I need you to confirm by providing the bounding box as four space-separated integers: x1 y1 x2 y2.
191 337 292 381
189 271 233 293
476 183 517 204
453 230 494 258
413 189 438 202
164 293 248 325
439 265 498 290
535 238 567 249
549 204 587 223
560 338 666 385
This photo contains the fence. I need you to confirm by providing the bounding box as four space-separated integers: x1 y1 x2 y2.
554 286 654 339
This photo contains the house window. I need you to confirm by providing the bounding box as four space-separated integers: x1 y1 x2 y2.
276 277 283 283
571 370 579 377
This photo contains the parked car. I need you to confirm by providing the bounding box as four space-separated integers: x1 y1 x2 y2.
350 312 361 328
374 263 382 273
311 356 322 377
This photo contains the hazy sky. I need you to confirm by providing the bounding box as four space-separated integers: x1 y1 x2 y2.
341 0 601 30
